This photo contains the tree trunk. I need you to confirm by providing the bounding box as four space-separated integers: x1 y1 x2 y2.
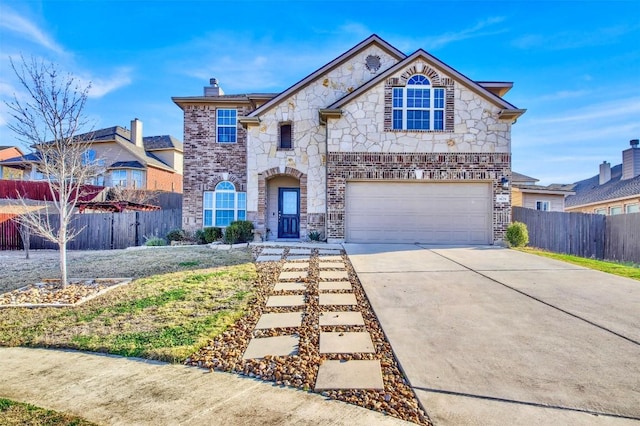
19 224 30 260
59 222 68 286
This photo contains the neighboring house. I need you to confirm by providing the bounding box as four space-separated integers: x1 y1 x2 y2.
0 119 183 193
173 34 525 244
565 139 640 215
511 172 575 212
0 146 24 179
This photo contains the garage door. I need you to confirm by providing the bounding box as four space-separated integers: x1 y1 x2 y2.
345 181 492 244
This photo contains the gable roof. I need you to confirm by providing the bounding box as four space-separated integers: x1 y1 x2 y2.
143 135 183 152
512 171 539 184
327 48 524 119
247 34 406 118
566 164 640 208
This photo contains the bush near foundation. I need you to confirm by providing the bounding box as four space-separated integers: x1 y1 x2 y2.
223 221 254 244
506 221 529 247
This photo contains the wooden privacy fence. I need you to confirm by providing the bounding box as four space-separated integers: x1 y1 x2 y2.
1 209 181 250
513 207 640 264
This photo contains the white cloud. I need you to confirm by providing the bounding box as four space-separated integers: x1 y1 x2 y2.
513 24 639 50
421 16 507 50
533 97 640 124
0 7 65 54
81 68 133 99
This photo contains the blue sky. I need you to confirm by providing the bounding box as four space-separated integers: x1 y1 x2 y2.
1 0 638 185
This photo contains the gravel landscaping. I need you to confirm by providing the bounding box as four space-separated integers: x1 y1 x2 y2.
187 247 431 425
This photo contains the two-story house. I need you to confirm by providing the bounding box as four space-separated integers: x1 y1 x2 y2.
173 35 525 244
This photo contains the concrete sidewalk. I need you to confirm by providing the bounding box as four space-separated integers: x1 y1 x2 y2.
0 347 414 426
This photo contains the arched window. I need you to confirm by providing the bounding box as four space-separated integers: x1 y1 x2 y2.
392 75 445 130
203 181 247 227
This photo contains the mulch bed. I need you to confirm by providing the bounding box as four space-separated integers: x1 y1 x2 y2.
186 247 431 425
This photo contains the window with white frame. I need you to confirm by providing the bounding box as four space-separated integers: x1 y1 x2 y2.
111 169 127 186
131 170 144 189
594 208 607 215
610 206 623 215
536 200 550 211
217 109 237 143
392 75 445 131
625 203 639 213
203 181 247 227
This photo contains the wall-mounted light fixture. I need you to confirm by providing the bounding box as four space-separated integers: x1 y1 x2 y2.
501 176 510 189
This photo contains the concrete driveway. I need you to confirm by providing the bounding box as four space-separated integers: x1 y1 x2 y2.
344 244 640 425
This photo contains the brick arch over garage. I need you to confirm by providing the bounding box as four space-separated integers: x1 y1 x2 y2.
257 167 307 237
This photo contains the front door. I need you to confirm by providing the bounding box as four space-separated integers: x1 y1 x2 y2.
278 188 300 239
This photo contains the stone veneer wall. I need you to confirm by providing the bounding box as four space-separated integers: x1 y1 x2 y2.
182 104 251 231
326 152 511 243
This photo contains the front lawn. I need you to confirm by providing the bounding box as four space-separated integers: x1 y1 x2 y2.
0 247 257 362
0 398 95 426
517 247 640 280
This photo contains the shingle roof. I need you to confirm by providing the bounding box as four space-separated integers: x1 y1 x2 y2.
0 152 42 164
565 164 640 207
142 135 183 151
109 161 144 169
511 172 539 184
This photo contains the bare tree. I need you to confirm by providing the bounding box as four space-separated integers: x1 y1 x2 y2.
4 56 98 286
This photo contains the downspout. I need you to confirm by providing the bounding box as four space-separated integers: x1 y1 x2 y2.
325 121 329 242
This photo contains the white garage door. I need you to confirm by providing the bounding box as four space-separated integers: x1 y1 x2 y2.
345 181 492 244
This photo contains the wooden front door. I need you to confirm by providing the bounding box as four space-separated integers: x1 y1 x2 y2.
278 188 300 239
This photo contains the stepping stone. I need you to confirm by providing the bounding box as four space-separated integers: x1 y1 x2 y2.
320 332 375 354
288 248 312 255
319 281 352 291
266 295 305 307
317 255 343 261
315 360 384 390
282 262 309 270
256 255 282 262
286 255 312 261
279 271 307 280
242 335 299 359
255 312 303 329
261 248 285 255
319 261 344 269
319 293 357 306
319 270 349 280
318 249 342 255
273 282 306 292
319 311 365 326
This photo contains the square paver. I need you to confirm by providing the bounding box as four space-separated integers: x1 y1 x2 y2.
319 293 357 306
318 255 343 261
279 271 308 280
319 270 349 280
288 248 312 255
286 255 312 261
255 312 304 329
266 295 305 307
283 262 309 270
319 281 352 291
319 311 365 326
319 261 345 269
273 282 307 292
256 255 282 262
320 332 375 354
242 335 299 359
315 360 383 390
261 248 285 255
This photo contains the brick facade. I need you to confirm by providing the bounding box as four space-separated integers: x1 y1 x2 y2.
326 152 511 243
181 103 251 231
146 166 183 193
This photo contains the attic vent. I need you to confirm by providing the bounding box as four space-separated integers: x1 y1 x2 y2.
365 55 381 73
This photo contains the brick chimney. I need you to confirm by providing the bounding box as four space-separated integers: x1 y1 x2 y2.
204 78 224 97
621 139 640 180
131 118 143 149
599 161 611 185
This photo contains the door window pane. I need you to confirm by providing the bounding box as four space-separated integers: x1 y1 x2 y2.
282 191 298 214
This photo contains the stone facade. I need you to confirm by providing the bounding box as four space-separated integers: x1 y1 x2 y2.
175 35 523 243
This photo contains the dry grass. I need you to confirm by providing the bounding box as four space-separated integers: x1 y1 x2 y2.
0 246 257 362
0 245 252 293
0 398 96 426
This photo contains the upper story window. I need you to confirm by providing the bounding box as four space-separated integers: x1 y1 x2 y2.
82 149 96 165
217 109 237 143
392 75 445 131
279 123 292 149
625 203 639 213
610 206 623 215
203 181 247 227
536 201 550 211
594 208 606 215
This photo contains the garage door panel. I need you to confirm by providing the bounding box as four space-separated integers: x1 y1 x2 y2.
346 182 491 244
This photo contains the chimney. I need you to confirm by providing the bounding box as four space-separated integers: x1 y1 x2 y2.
621 138 640 180
204 78 224 97
131 118 143 149
599 161 611 185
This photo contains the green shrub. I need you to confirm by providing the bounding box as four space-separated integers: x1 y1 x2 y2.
505 221 529 247
166 229 187 242
194 229 207 244
223 221 254 244
144 236 167 246
308 230 322 242
202 227 223 243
